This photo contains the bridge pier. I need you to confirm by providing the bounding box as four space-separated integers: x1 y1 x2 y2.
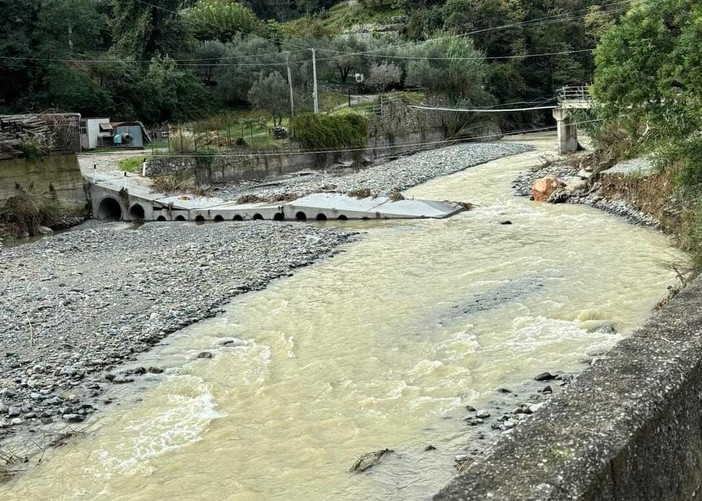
553 108 579 155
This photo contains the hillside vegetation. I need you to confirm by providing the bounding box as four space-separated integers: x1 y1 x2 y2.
0 0 623 132
587 0 702 269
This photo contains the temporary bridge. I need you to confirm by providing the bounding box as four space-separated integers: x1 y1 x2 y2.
90 175 464 223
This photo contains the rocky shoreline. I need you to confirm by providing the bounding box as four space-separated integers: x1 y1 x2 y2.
450 369 580 472
213 142 533 202
0 222 353 450
511 158 659 226
0 140 538 477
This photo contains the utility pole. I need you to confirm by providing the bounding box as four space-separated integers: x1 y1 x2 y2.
311 48 319 114
286 52 295 119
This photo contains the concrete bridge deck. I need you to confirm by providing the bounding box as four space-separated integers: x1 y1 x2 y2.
89 174 464 222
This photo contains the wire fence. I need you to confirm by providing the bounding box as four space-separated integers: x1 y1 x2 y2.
147 96 398 156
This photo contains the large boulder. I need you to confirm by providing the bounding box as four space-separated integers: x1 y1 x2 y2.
547 188 569 204
565 178 588 195
531 176 566 202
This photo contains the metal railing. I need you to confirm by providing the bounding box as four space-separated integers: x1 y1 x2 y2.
557 86 592 103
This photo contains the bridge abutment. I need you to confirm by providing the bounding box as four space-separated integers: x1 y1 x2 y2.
553 108 579 155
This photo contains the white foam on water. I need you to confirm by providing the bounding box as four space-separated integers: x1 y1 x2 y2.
284 334 297 359
207 342 272 388
505 315 624 352
436 329 480 358
576 309 610 321
409 395 463 414
83 375 222 482
388 379 408 399
411 359 445 377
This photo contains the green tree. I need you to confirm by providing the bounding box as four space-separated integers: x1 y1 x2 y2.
110 0 186 59
329 36 372 84
183 0 263 42
593 0 702 184
191 41 228 86
404 37 494 105
136 56 211 123
0 0 105 111
214 35 284 104
247 71 290 124
443 0 525 57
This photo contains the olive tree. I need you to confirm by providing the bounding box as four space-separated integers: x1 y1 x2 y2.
404 36 494 105
365 62 402 92
247 71 290 125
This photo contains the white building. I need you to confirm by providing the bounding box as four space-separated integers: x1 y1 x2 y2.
80 118 113 150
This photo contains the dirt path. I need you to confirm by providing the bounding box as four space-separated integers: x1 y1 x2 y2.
77 151 148 177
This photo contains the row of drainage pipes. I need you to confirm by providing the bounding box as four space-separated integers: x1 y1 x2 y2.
159 212 348 222
99 198 356 223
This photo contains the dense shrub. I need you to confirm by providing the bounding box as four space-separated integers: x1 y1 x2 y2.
292 114 368 151
0 186 61 236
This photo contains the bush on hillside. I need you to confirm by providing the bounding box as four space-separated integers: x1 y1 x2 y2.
292 114 368 151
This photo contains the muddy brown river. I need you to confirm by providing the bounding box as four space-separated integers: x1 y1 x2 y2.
0 135 687 500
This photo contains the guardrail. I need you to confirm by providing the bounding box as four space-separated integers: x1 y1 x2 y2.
557 86 592 103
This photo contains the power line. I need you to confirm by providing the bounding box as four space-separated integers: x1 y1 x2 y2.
0 47 596 67
410 105 557 113
315 48 595 64
156 118 603 159
315 0 630 57
0 54 293 66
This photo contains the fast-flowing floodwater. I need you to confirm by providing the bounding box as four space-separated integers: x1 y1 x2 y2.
1 134 687 500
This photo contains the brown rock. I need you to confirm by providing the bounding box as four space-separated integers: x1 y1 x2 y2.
531 176 566 202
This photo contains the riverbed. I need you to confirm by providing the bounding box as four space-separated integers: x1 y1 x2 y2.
0 134 686 500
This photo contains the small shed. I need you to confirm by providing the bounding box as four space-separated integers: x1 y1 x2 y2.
80 118 112 150
111 121 151 148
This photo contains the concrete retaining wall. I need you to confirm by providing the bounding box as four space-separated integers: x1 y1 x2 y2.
436 277 702 500
144 129 447 184
145 151 342 184
0 155 87 214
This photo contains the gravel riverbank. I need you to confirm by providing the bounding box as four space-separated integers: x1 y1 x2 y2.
213 142 533 201
0 140 535 458
511 159 659 226
0 222 352 442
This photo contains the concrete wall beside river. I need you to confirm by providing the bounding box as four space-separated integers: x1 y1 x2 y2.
0 154 86 213
144 129 448 184
437 275 702 501
145 100 451 183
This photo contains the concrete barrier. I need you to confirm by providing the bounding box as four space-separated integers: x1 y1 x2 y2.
0 155 86 214
144 129 448 184
436 277 702 501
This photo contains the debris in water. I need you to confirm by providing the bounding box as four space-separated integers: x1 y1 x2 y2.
350 448 395 473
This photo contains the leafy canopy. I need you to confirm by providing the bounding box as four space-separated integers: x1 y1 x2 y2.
405 36 493 105
247 71 290 124
183 0 264 42
593 0 702 185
